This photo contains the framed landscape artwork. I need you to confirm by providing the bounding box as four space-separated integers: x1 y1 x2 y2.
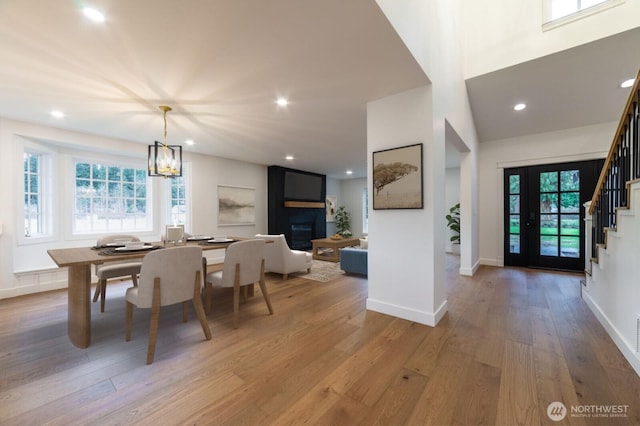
372 143 423 210
218 185 256 226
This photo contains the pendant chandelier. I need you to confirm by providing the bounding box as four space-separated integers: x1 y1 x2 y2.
148 105 182 178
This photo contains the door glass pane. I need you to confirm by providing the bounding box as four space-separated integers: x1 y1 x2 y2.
509 175 520 194
540 214 558 235
541 235 559 256
560 236 579 258
560 170 579 191
540 193 558 213
510 234 520 254
510 195 520 214
560 192 579 213
510 215 520 234
560 214 580 236
540 172 558 192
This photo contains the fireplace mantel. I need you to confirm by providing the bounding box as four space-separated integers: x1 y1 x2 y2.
283 201 325 209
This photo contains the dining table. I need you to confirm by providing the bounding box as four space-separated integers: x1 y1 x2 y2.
47 237 243 348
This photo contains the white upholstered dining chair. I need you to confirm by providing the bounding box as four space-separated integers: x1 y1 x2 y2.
93 234 143 313
204 239 273 328
125 246 211 364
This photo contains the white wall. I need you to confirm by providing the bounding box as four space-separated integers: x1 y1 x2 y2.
377 0 481 279
367 86 446 325
445 167 460 252
340 178 367 237
584 182 640 375
478 121 612 266
0 118 268 298
462 0 640 77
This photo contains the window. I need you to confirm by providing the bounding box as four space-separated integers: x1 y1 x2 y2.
74 161 152 233
362 187 368 234
544 0 623 25
167 174 187 227
507 174 521 254
23 150 51 238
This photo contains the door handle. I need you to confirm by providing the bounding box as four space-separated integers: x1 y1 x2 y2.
526 213 536 228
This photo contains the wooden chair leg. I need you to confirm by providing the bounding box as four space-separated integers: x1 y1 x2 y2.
100 279 107 312
258 261 274 315
233 264 240 329
132 274 138 287
92 281 101 302
147 279 161 364
125 301 134 341
182 301 188 323
193 270 211 340
241 286 248 304
205 282 213 314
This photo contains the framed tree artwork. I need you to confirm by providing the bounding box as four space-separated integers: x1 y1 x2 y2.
372 143 423 210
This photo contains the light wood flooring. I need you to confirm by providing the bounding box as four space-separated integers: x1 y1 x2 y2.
1 256 640 425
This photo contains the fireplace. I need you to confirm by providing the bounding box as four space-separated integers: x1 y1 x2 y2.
290 217 315 250
268 166 327 248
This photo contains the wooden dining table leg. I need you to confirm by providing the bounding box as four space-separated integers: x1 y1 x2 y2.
67 264 92 348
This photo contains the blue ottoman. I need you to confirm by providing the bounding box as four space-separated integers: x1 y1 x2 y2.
340 247 368 276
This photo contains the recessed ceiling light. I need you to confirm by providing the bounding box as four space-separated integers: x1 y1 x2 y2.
50 110 65 119
276 97 289 107
82 7 105 22
620 78 635 88
346 170 353 175
285 155 294 161
185 139 195 146
513 103 527 111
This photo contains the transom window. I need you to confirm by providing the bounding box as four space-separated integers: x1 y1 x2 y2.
74 161 152 233
544 0 622 24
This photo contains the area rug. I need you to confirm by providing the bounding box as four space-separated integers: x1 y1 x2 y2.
291 259 344 282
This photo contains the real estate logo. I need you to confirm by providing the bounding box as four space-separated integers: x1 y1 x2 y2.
547 401 567 421
547 402 629 421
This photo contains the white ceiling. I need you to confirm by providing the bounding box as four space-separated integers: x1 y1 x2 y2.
0 2 638 179
0 0 428 179
466 27 640 143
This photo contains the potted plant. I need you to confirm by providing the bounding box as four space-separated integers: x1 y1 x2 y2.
446 203 460 248
334 206 352 239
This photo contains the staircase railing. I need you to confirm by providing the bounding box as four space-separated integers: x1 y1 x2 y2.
588 69 640 261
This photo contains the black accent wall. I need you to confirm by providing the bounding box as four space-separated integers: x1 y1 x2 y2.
268 166 326 250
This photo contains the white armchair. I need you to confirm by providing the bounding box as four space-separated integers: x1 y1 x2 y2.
254 234 312 280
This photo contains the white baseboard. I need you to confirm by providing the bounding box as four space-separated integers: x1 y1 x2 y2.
0 280 68 299
459 259 480 276
479 257 500 267
366 298 448 327
582 290 640 376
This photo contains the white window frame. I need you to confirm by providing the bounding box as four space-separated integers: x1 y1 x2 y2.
18 140 56 245
543 0 624 29
71 156 153 235
165 162 191 230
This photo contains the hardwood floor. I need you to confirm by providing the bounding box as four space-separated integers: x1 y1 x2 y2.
1 255 640 425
